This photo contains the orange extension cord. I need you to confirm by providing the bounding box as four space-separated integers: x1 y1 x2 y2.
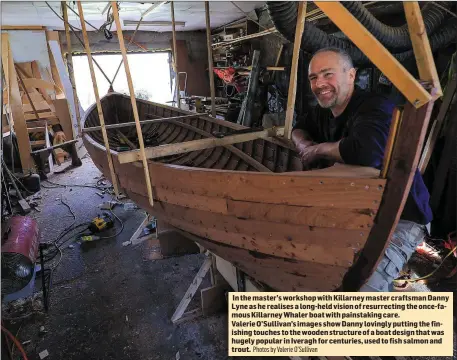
1 325 28 360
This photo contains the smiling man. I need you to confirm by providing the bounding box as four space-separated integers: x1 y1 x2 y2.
291 47 433 292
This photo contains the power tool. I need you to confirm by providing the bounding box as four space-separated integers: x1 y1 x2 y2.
88 212 114 233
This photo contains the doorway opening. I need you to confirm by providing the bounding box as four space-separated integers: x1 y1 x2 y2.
73 52 173 111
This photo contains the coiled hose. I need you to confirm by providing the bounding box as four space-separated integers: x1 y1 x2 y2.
266 2 457 65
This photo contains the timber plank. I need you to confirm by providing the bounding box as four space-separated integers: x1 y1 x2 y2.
185 235 345 291
2 34 34 172
126 192 363 267
227 199 375 230
23 101 52 113
148 163 385 209
155 188 228 215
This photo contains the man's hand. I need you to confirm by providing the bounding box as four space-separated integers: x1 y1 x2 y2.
300 141 344 167
299 144 320 166
291 129 314 153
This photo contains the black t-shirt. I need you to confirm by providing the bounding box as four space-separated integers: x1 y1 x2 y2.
293 87 433 225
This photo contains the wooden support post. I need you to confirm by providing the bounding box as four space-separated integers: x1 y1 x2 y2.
171 1 180 109
284 1 307 140
117 126 284 163
77 2 120 196
314 1 431 108
171 255 212 324
1 34 34 173
111 1 154 207
205 1 216 118
403 2 442 99
62 1 82 137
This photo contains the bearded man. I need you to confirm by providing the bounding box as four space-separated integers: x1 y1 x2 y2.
291 47 432 291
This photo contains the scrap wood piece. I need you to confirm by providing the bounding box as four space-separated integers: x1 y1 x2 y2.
1 33 34 172
171 255 212 324
22 78 59 93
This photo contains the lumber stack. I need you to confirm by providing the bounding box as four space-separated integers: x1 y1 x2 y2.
1 31 75 173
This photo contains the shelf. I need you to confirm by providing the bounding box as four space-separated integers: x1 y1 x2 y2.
212 27 278 50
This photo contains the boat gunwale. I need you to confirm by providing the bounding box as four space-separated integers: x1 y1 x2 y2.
82 92 383 180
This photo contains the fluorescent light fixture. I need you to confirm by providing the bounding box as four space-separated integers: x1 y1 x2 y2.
123 20 185 27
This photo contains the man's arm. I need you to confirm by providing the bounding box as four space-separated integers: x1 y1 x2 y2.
291 128 314 154
300 140 343 165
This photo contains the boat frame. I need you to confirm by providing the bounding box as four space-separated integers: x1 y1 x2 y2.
78 1 441 291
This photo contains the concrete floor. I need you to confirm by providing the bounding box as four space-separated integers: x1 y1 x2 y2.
2 156 455 360
4 157 287 360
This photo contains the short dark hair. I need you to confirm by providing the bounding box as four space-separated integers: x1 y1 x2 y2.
311 47 354 70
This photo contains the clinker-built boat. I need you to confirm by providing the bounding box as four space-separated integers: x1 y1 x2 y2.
82 92 388 292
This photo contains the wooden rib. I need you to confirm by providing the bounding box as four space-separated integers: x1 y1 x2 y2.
343 99 435 291
284 1 307 140
205 1 216 117
227 199 375 230
78 2 120 196
191 148 218 167
117 127 285 164
62 1 82 136
167 119 272 172
314 1 431 108
381 107 402 178
419 76 456 173
111 1 153 206
403 2 442 99
171 1 180 109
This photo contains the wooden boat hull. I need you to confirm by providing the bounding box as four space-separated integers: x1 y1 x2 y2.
83 93 386 291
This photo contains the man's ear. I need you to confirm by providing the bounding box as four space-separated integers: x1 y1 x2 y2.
348 67 356 84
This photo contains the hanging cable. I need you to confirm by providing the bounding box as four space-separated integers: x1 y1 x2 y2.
65 3 99 31
45 1 113 86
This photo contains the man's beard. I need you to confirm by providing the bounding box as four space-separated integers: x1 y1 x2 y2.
315 91 338 109
316 94 338 108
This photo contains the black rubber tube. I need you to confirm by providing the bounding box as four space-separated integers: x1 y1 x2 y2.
266 2 457 65
341 2 452 51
